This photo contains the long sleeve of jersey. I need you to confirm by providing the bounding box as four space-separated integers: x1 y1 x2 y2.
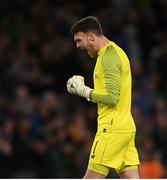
91 46 122 106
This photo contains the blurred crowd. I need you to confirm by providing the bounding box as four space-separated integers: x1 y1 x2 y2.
0 0 167 178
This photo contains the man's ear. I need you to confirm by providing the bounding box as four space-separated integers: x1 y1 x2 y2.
88 32 95 41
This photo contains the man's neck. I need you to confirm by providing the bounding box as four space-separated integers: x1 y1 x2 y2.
96 36 110 52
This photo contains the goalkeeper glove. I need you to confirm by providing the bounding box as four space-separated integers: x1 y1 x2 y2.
67 75 92 100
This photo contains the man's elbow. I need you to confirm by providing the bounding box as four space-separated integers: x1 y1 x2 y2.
109 95 119 106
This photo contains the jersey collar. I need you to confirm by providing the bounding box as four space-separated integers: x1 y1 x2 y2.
97 41 112 56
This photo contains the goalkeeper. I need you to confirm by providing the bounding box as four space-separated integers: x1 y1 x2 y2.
67 16 140 179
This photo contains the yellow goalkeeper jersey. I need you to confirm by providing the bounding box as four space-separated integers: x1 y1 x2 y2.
91 41 136 133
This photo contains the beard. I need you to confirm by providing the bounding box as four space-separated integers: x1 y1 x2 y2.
87 49 95 58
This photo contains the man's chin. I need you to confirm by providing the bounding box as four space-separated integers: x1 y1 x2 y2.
87 51 96 58
89 53 97 58
88 52 94 58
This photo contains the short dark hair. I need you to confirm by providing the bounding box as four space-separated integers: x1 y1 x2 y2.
70 16 103 36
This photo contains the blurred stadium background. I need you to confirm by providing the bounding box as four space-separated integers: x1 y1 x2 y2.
0 0 167 178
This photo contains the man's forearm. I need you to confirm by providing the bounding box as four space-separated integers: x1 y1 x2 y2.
91 92 119 106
